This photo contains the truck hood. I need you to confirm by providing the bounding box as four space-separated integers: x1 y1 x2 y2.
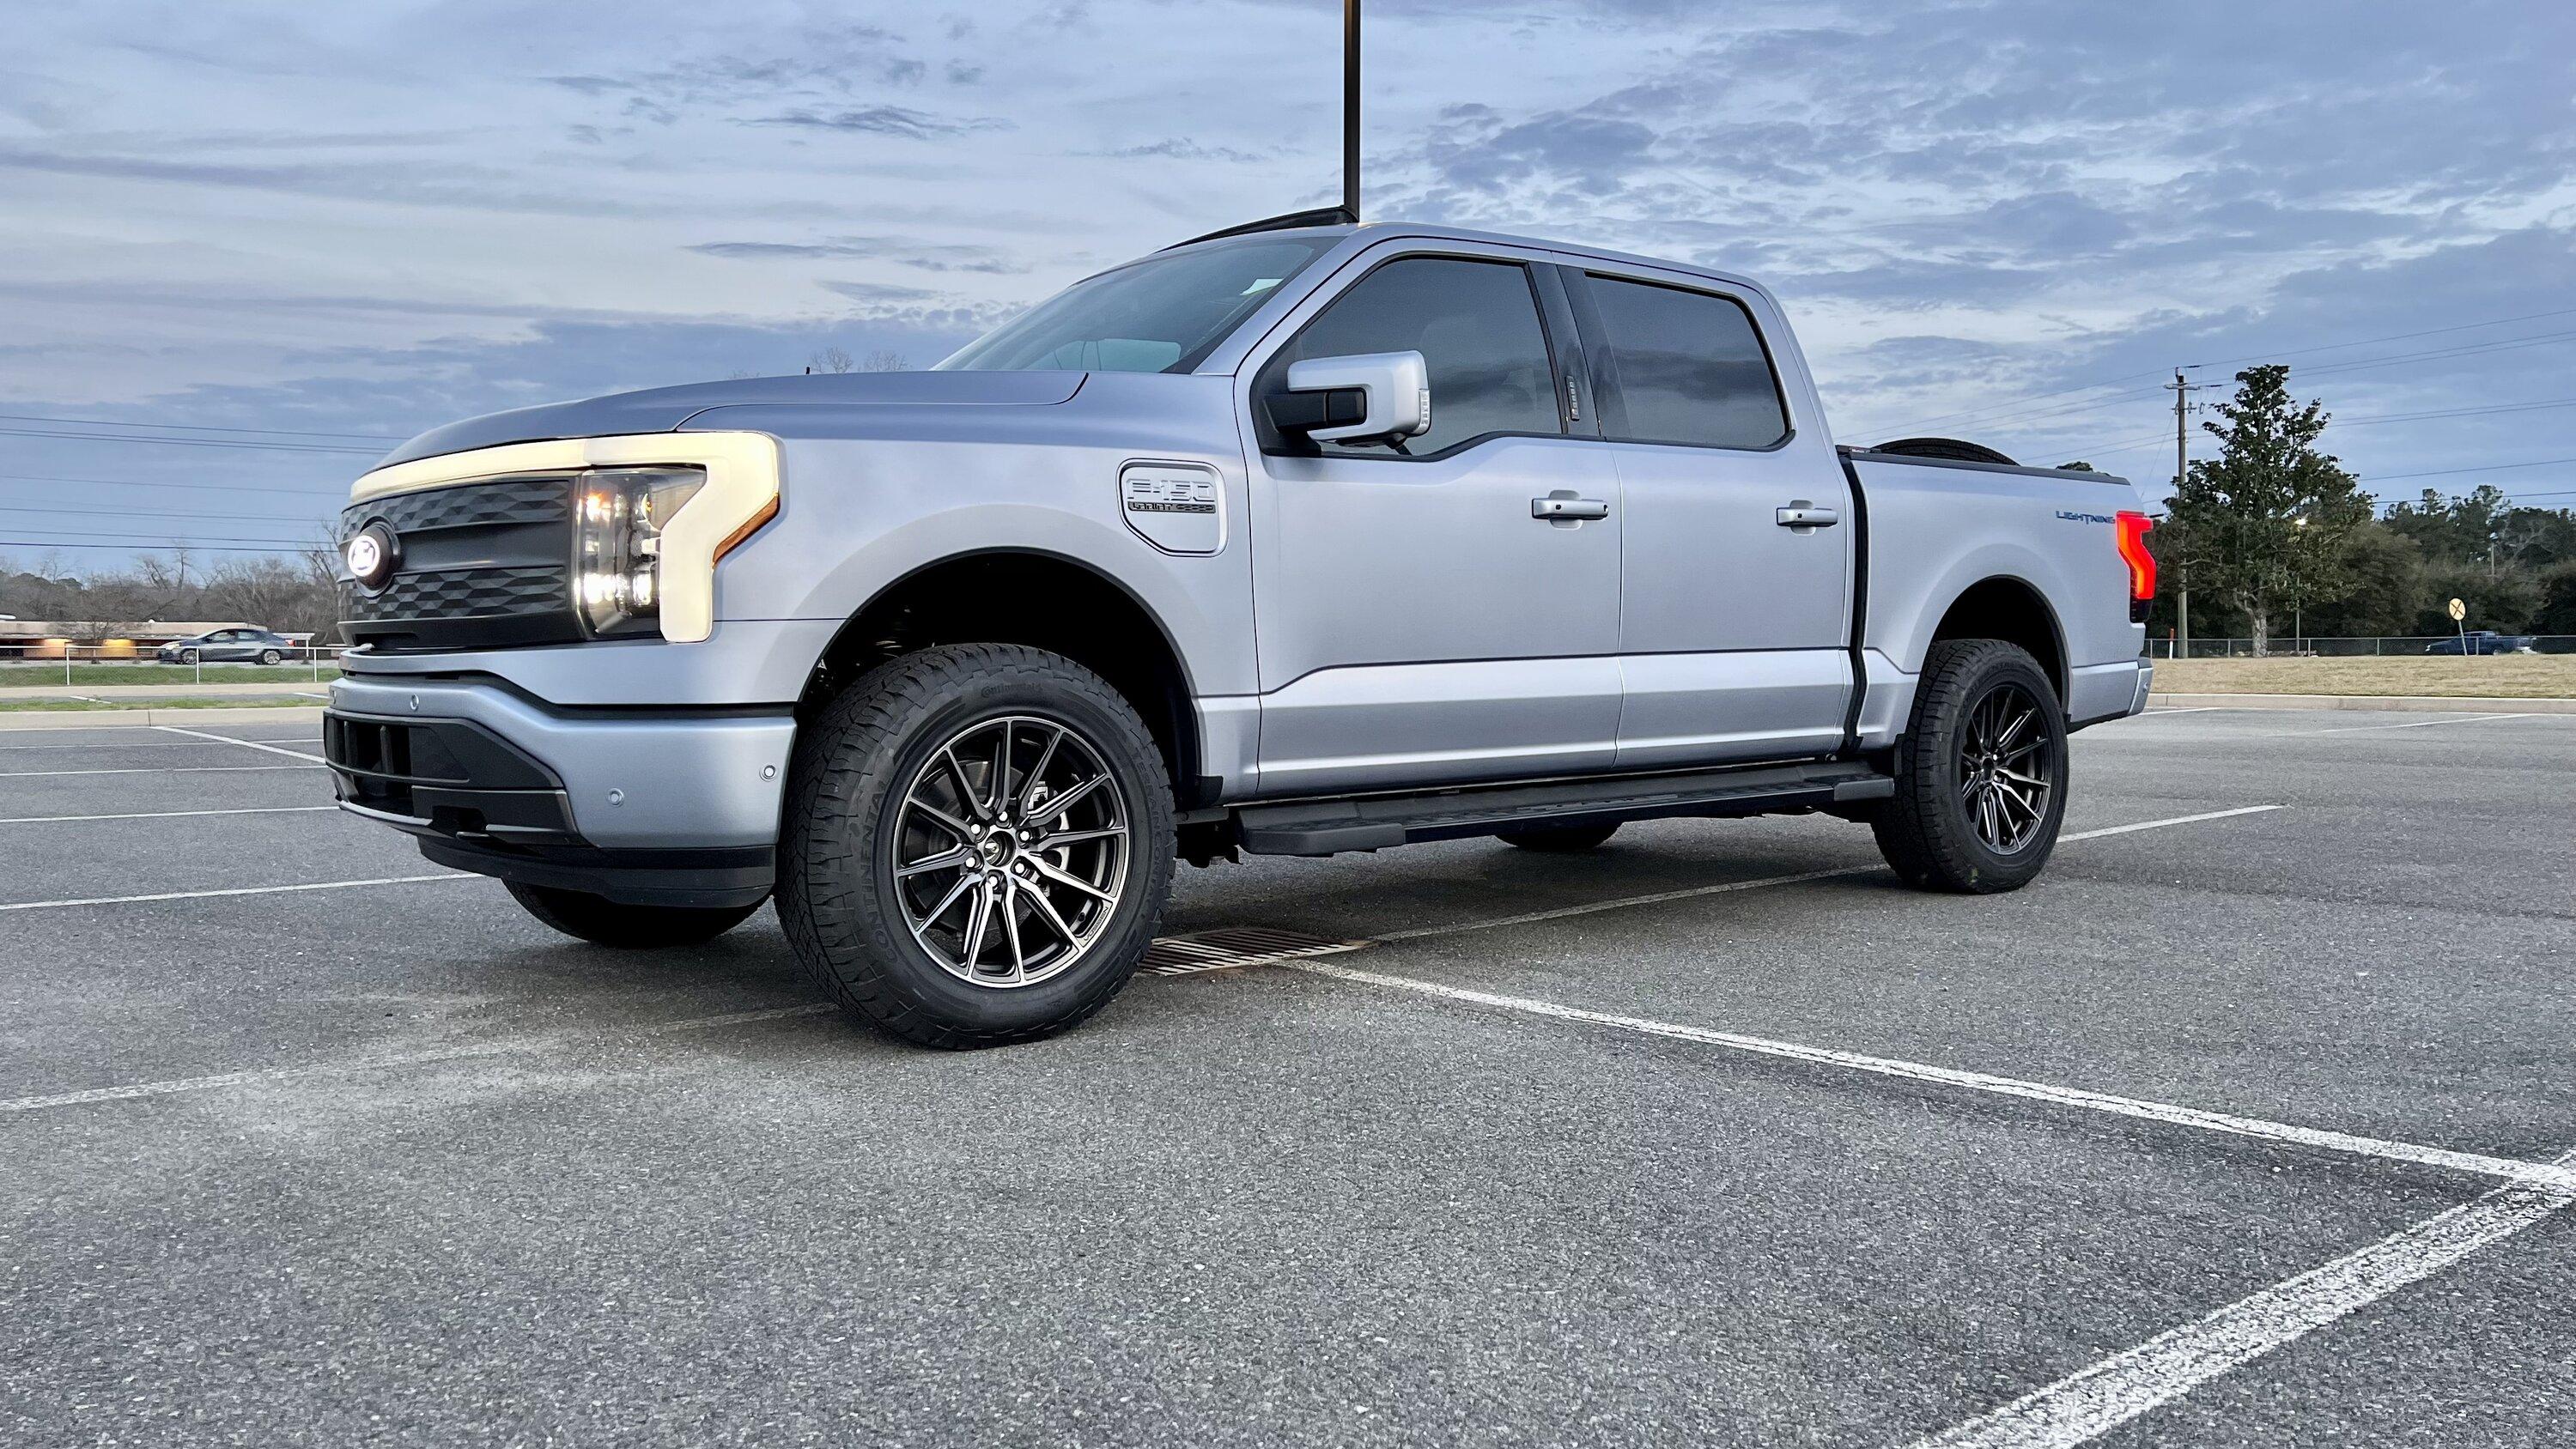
375 370 1089 468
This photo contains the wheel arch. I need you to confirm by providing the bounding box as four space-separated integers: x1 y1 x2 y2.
1926 574 2069 704
799 548 1207 804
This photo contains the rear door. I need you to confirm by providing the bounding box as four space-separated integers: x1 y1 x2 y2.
1565 267 1855 767
1242 246 1624 796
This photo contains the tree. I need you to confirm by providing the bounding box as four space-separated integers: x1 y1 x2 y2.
808 346 856 374
2165 365 2371 654
860 349 910 372
2414 565 2540 637
2537 562 2576 635
2299 527 2425 637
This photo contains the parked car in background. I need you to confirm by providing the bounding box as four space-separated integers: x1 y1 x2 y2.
2425 630 2536 656
156 627 298 664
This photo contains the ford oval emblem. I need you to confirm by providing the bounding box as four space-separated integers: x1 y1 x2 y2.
345 522 399 592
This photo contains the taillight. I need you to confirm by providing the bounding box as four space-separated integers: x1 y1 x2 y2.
2115 511 2155 622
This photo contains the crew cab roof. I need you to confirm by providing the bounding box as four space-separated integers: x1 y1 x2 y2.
1152 217 1774 304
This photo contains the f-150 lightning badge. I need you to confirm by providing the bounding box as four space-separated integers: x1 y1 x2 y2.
1120 461 1223 555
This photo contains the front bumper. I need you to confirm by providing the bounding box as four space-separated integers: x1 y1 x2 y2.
324 672 794 906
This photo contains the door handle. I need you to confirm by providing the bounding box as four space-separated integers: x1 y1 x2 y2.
1532 494 1611 521
1776 502 1839 530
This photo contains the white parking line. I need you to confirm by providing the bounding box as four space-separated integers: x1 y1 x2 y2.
0 764 322 778
0 805 340 826
0 1003 832 1114
2302 712 2543 735
0 873 471 913
2056 804 2282 840
1285 959 2576 1192
153 723 328 761
0 737 323 752
1378 806 2284 943
1910 1149 2576 1449
2141 706 2232 716
0 722 301 736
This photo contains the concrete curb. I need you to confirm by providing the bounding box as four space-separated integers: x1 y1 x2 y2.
2148 692 2576 714
0 679 336 701
0 706 325 731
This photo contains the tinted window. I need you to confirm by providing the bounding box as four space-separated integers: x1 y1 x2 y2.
1585 275 1787 449
939 237 1333 374
1278 256 1559 456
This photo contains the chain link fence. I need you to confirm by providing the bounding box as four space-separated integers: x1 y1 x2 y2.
2146 635 2576 658
0 641 349 686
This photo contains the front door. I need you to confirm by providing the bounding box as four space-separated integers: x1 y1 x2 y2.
1565 267 1854 767
1245 250 1622 797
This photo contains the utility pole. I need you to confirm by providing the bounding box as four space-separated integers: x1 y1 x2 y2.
2164 367 2208 656
1343 0 1362 220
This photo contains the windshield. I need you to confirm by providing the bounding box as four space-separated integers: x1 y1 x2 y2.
937 236 1334 374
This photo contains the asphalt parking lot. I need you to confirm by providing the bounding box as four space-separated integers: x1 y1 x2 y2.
3 706 2571 1447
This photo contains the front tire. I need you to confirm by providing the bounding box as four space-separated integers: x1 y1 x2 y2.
506 882 765 947
778 644 1176 1050
1872 639 2068 893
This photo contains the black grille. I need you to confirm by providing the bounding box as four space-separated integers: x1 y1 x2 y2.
339 473 580 652
324 711 574 840
363 475 570 532
345 565 564 623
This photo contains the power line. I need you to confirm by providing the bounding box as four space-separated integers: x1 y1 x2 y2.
0 539 307 555
0 413 404 443
2063 397 2576 459
2287 328 2576 380
0 502 334 524
0 472 349 500
1978 329 2576 434
1865 305 2576 437
0 524 321 545
2363 457 2576 483
2189 305 2576 369
0 427 384 456
1959 330 2576 438
2322 397 2576 427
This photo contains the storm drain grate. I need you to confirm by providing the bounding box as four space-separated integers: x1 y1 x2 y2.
1140 926 1374 977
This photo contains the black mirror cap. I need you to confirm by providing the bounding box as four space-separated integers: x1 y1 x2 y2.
1267 385 1370 434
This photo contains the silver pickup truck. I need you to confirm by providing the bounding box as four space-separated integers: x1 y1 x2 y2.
325 215 2156 1047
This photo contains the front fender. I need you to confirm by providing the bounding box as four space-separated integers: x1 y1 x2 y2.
706 433 1259 699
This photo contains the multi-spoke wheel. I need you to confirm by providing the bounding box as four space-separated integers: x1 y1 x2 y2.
1872 638 2068 893
1957 682 2053 855
778 644 1176 1049
892 715 1133 988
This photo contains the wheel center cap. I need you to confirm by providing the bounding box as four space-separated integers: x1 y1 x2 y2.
977 833 1012 865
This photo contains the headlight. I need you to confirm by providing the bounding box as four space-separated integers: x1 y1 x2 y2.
573 467 705 636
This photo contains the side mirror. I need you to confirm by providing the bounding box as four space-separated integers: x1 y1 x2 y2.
1268 350 1431 445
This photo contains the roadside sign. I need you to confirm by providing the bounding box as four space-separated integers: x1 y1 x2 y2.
2447 597 2467 621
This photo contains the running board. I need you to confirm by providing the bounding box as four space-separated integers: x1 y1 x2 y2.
1235 762 1896 858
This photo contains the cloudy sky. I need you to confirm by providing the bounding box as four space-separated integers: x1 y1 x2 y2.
4 0 2573 566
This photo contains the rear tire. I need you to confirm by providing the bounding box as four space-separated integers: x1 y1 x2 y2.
1872 639 2068 894
778 644 1176 1050
258 648 283 665
506 882 764 947
1498 822 1622 852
